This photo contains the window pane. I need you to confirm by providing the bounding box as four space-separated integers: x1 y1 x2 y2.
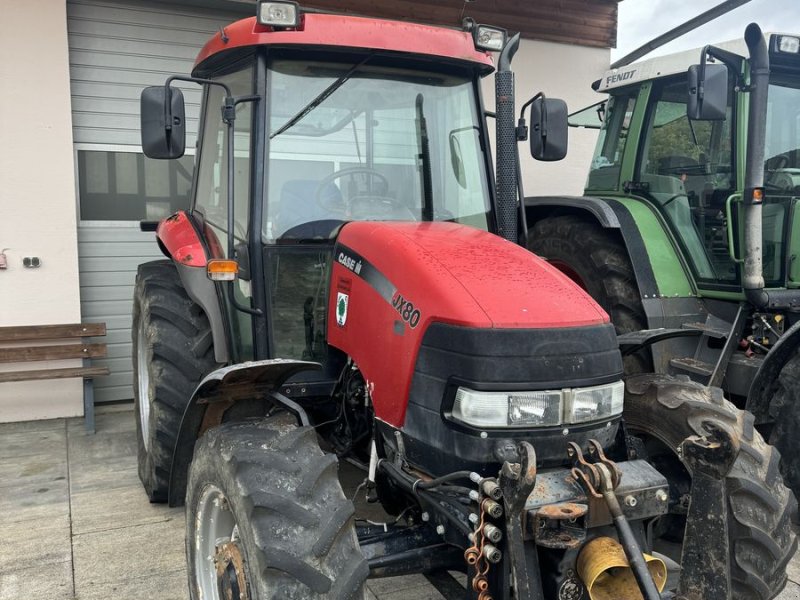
586 94 636 191
78 150 193 221
639 78 736 283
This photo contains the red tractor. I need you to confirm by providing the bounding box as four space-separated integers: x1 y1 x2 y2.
133 3 795 598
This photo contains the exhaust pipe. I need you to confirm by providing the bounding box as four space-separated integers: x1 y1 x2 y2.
742 23 769 306
577 537 667 600
495 34 521 244
740 24 800 310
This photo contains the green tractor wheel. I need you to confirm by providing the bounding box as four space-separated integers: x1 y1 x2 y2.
528 215 650 374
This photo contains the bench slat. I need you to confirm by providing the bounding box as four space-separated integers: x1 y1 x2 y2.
0 323 106 342
0 366 110 383
0 343 107 363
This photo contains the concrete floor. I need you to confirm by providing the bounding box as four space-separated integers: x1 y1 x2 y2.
2 408 800 600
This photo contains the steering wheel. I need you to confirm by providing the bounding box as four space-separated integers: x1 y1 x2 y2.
314 167 404 216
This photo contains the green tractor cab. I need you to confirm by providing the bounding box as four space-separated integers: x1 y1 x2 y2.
526 26 800 496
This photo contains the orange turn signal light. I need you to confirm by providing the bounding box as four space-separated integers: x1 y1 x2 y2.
207 259 238 281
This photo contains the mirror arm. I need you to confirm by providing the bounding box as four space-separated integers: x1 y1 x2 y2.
516 92 544 142
700 46 746 91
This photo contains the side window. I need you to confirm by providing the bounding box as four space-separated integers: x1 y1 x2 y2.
194 67 254 256
586 93 637 191
638 77 736 283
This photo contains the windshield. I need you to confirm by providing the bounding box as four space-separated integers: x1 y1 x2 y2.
765 74 800 194
263 58 491 241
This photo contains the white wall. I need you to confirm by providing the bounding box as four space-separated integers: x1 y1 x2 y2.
481 39 609 197
0 0 83 421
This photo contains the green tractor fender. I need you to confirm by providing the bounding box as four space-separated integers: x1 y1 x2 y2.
524 195 696 305
167 359 320 506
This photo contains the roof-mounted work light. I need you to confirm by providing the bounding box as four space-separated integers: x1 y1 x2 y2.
257 1 300 28
473 25 507 52
773 34 800 54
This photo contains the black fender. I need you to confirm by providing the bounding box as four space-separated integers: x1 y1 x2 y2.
167 359 321 506
524 195 660 301
746 319 800 423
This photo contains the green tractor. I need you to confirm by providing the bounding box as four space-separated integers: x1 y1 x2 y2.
525 25 800 495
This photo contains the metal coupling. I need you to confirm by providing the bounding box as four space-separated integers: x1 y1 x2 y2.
481 480 503 500
481 498 503 518
483 543 502 564
483 523 503 543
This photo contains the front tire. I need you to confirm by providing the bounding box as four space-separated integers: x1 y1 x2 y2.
625 374 797 600
132 260 217 502
186 418 368 600
768 351 800 500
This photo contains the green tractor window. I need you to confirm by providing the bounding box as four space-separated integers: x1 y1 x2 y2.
639 77 737 284
585 94 636 192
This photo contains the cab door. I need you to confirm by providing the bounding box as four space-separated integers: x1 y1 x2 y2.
192 62 256 361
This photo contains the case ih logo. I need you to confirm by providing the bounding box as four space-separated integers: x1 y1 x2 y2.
338 252 362 275
606 69 637 87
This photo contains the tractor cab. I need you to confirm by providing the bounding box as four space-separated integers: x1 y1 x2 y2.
570 32 800 294
142 9 508 371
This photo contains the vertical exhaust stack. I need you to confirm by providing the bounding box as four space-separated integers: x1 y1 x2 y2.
742 23 769 306
495 34 521 244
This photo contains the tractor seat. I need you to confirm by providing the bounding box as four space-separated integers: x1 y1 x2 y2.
276 179 344 240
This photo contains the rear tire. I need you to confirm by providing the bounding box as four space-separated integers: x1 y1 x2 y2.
132 260 217 502
528 215 650 373
625 374 797 600
186 418 368 600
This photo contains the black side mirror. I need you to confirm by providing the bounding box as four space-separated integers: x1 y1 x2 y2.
530 97 568 162
141 86 186 159
687 63 728 121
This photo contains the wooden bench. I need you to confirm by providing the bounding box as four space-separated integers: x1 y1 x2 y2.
0 323 109 433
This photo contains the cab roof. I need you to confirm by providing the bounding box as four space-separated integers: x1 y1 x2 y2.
597 32 796 93
193 13 496 76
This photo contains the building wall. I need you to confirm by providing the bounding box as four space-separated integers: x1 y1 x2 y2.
0 0 83 421
481 39 608 198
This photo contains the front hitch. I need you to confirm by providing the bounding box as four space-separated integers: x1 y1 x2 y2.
497 441 545 600
675 424 740 600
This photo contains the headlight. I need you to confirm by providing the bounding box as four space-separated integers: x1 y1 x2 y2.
451 381 624 429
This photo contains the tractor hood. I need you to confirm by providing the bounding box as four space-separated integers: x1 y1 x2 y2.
326 221 611 426
329 221 608 330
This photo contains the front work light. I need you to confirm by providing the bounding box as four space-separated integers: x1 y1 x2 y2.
473 25 507 52
451 381 624 429
257 1 300 28
776 35 800 54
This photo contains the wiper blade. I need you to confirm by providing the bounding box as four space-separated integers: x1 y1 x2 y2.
270 55 371 139
416 93 434 221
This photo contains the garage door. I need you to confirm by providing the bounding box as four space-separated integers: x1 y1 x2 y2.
68 0 243 402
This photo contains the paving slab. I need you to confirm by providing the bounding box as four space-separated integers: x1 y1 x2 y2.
0 515 72 571
0 426 66 460
0 477 70 524
72 516 185 587
0 451 68 490
71 482 182 535
779 580 800 600
74 569 186 600
0 559 73 600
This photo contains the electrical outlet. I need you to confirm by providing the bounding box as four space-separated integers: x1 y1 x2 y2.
0 249 8 270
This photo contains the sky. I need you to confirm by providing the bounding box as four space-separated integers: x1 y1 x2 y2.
612 0 800 62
